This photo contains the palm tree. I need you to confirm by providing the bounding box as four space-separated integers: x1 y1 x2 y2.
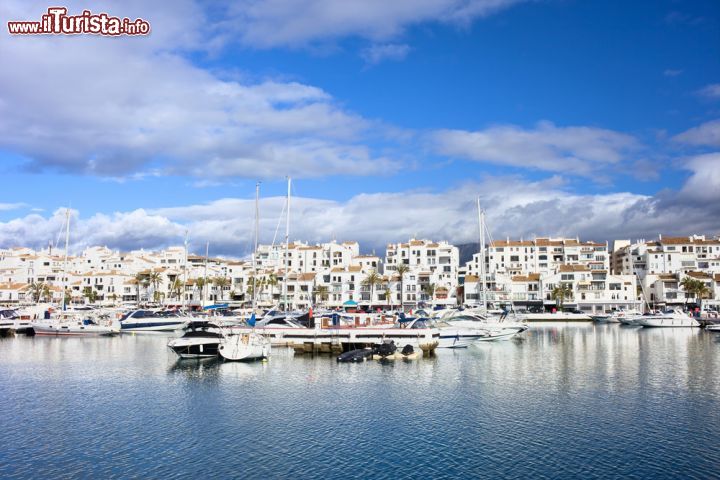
696 281 711 304
422 282 437 309
395 264 410 312
680 276 696 307
29 281 46 303
551 283 573 310
82 286 97 304
314 285 329 307
148 271 162 302
362 270 383 311
134 273 147 305
214 277 230 301
169 278 182 301
267 273 278 303
195 277 208 303
384 284 392 309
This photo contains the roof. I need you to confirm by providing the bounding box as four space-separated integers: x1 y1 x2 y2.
686 271 711 280
559 264 590 272
464 275 479 282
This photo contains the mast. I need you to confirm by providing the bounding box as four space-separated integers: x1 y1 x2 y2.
283 177 291 311
61 208 70 311
477 198 486 312
182 230 188 311
252 182 260 312
204 241 209 306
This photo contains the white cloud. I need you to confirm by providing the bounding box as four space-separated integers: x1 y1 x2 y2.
227 0 525 48
673 119 720 148
361 43 411 64
663 69 683 77
2 169 717 256
0 203 27 211
0 0 398 180
697 83 720 98
430 122 640 176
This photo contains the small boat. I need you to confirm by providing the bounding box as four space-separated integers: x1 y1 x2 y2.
704 324 720 332
119 309 191 332
337 348 373 362
218 332 271 361
372 340 397 360
593 309 642 324
373 343 421 360
635 309 700 328
167 321 226 358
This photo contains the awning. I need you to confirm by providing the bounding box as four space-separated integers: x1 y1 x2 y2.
343 300 358 306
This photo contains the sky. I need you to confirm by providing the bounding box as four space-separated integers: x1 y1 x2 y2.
0 0 719 256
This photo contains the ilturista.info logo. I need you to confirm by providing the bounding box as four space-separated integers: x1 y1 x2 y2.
8 7 150 36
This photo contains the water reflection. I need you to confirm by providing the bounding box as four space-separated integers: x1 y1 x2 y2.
1 324 719 479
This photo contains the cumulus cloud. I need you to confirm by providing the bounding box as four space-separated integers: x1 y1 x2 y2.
0 0 398 180
430 122 640 176
673 119 720 148
0 203 28 211
226 0 526 48
2 168 717 256
697 83 720 99
361 43 411 64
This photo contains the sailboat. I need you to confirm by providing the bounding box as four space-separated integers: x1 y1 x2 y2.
32 209 120 336
445 198 528 342
218 183 271 361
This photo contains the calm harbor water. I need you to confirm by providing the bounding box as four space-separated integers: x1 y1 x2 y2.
1 324 719 479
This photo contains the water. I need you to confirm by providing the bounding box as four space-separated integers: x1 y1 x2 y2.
1 324 719 479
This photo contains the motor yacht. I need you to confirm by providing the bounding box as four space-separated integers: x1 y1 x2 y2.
119 309 191 332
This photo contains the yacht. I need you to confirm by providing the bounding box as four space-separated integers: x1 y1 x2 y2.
403 317 496 348
442 311 529 341
167 320 227 358
119 309 191 332
635 309 700 328
592 309 642 324
31 312 120 336
218 331 271 361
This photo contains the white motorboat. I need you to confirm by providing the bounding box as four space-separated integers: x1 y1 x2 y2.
31 312 120 336
403 317 492 348
635 309 700 328
119 309 191 332
705 324 720 332
593 309 642 324
218 331 270 361
442 311 529 341
167 320 227 358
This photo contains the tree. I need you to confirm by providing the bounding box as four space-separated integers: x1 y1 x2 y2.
395 264 410 312
195 277 208 303
214 277 230 301
266 273 278 303
313 284 329 307
362 270 382 311
134 273 147 305
82 286 98 304
148 271 162 302
680 276 696 307
169 278 182 301
384 285 392 309
551 283 573 310
422 283 437 309
29 281 46 303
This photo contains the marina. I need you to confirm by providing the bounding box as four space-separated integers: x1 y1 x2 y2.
1 322 718 479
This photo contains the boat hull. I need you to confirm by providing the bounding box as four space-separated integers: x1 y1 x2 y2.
120 321 188 332
637 317 700 328
168 339 220 358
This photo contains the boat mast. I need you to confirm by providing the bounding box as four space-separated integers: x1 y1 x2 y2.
477 198 486 312
182 230 188 311
61 208 70 311
204 241 209 306
252 182 260 312
283 176 291 312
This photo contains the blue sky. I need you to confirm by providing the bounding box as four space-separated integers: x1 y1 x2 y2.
0 0 718 255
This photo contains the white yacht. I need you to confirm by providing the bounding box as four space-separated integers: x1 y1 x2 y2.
403 317 495 348
593 309 643 323
167 320 227 358
635 309 700 328
31 312 120 336
442 311 529 341
119 309 191 332
218 331 271 361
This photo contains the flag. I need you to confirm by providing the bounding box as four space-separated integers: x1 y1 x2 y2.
248 312 256 327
